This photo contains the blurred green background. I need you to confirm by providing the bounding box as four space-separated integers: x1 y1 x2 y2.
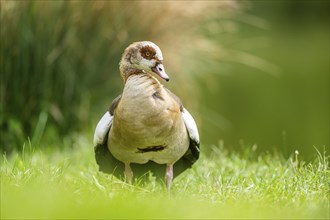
1 0 329 160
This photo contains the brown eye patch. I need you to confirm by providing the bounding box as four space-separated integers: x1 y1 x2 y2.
140 46 156 60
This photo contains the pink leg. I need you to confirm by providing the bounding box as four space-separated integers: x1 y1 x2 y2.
124 162 133 184
165 164 173 192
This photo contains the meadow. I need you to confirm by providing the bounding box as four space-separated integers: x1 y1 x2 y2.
1 1 329 219
1 138 329 219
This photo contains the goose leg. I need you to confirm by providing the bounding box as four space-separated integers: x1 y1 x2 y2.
124 162 133 184
165 164 173 192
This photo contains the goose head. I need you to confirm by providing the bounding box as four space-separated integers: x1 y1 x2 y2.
119 41 169 82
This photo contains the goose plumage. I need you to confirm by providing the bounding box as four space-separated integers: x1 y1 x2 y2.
93 41 200 191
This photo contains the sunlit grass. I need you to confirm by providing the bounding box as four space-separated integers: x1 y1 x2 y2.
1 137 329 219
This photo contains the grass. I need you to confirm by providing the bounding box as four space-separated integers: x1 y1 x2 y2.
1 136 329 219
2 2 328 218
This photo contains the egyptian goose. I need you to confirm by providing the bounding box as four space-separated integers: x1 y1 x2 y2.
93 41 200 192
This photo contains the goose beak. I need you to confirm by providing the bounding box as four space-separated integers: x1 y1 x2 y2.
152 63 170 82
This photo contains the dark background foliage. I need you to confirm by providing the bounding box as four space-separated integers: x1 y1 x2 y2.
1 0 329 160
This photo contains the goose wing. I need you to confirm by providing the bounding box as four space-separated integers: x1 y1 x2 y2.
165 89 200 170
94 95 125 176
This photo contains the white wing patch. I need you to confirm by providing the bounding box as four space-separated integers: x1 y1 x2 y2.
182 108 200 144
93 112 113 146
